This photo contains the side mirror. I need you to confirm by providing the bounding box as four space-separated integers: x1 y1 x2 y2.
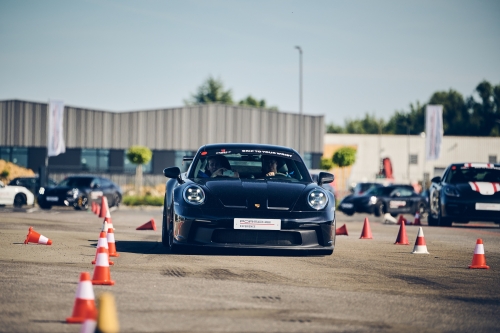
164 167 183 184
431 176 441 183
318 172 334 185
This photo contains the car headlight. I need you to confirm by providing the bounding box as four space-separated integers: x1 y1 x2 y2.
183 185 205 205
308 189 328 210
39 187 45 195
444 186 460 197
369 196 377 205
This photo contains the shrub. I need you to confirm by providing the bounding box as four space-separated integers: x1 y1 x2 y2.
123 195 164 206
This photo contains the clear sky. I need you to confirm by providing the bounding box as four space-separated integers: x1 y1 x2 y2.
1 0 499 125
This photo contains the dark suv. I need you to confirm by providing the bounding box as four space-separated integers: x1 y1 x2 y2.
37 175 122 210
9 177 57 195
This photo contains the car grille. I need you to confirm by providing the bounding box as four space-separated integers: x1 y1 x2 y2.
211 229 302 246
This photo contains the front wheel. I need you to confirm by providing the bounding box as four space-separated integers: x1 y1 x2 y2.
14 194 26 208
39 203 52 210
438 210 452 227
162 213 169 247
112 193 121 208
75 196 89 210
374 201 385 217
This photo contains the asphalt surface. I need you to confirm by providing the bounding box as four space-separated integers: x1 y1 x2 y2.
0 205 499 333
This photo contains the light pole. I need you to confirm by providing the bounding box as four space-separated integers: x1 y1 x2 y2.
295 46 303 156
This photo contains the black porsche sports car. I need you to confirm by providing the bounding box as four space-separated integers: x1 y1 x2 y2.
428 163 500 226
338 182 383 216
339 184 427 217
37 175 122 210
162 143 336 255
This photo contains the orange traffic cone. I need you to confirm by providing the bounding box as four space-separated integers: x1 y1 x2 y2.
66 272 98 323
397 215 408 225
24 227 52 245
411 227 429 254
136 219 157 231
394 221 409 245
92 246 115 285
336 224 348 236
413 211 421 226
99 197 109 218
469 239 490 269
95 204 100 216
360 217 373 239
107 228 119 257
92 231 114 265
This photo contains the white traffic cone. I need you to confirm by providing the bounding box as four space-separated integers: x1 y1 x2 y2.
411 227 429 254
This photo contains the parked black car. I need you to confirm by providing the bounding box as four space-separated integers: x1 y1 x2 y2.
338 182 383 216
9 177 57 195
428 163 500 226
162 143 336 255
37 175 122 210
340 184 427 217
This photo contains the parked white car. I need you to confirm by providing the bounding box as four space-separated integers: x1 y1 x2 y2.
0 180 35 207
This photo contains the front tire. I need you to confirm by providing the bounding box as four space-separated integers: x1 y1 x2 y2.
39 203 52 210
374 201 385 217
438 210 452 227
14 194 26 208
162 213 169 247
112 193 121 208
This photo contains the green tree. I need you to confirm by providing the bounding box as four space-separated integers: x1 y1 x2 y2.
467 81 500 136
185 76 233 105
345 113 386 134
126 146 153 193
428 90 468 135
238 95 278 111
332 147 357 193
319 157 333 170
326 122 345 133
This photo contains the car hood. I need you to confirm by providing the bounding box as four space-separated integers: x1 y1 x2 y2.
201 179 308 209
455 182 500 196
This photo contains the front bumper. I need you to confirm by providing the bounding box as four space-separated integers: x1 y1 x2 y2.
442 197 500 222
171 206 335 254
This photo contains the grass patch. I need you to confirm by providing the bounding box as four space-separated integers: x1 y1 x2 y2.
123 195 163 206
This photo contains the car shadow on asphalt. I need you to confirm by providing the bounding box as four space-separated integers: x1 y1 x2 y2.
115 240 332 257
116 240 170 255
451 224 499 229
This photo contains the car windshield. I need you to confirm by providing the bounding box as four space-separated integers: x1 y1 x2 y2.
445 166 500 183
354 183 380 195
366 186 392 196
188 148 311 182
57 177 92 187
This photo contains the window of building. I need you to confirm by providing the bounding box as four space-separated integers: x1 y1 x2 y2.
124 153 152 174
0 147 28 168
81 149 109 172
302 153 312 169
409 154 418 165
489 155 497 164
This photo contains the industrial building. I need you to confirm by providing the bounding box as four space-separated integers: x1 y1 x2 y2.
0 99 324 185
324 133 500 193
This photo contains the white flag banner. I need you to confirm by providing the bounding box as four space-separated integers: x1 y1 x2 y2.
47 100 66 157
425 105 443 161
